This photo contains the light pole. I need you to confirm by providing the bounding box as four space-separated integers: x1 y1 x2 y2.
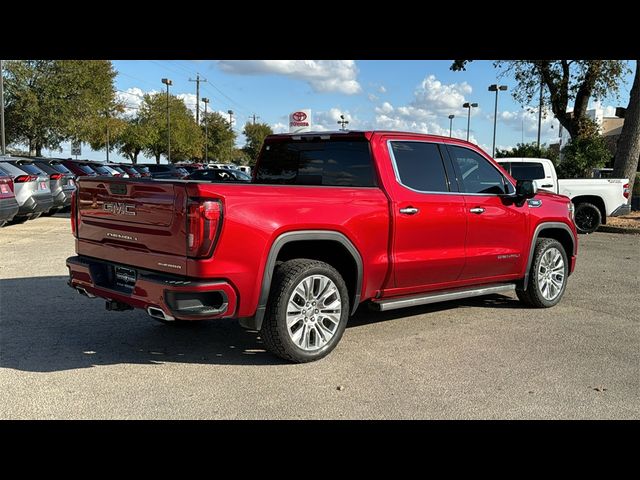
462 102 478 142
105 110 110 162
0 59 5 156
202 97 210 163
161 78 173 163
488 84 507 157
448 114 455 137
227 109 234 129
337 114 349 130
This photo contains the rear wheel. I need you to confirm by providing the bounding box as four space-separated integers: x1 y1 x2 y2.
517 238 568 308
0 221 6 228
260 259 349 363
8 216 28 225
574 202 601 234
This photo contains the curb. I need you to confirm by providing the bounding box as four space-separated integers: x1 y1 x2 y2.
598 225 640 235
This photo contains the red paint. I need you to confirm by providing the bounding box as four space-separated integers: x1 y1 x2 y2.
67 131 578 321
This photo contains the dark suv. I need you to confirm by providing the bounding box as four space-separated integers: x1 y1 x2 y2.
146 164 189 179
31 158 76 214
61 159 99 178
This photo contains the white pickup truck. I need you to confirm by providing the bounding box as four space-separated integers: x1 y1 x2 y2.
496 158 631 234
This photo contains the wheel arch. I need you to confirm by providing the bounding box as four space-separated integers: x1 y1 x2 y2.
240 230 363 330
571 196 607 225
523 222 576 290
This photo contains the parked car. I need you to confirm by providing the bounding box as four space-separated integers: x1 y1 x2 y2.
145 164 189 179
119 165 142 178
496 158 630 233
205 163 238 170
236 166 252 175
61 159 99 178
106 164 130 178
86 162 121 177
67 131 578 363
0 170 19 227
186 169 251 182
131 165 152 177
0 157 53 222
30 158 76 215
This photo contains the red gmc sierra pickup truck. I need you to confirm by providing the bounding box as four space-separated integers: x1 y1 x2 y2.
67 131 578 362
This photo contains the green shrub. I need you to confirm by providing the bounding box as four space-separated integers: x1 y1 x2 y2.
557 135 612 178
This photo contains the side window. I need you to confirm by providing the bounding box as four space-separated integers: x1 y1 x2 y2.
391 141 449 193
450 146 508 195
510 162 546 181
499 162 512 174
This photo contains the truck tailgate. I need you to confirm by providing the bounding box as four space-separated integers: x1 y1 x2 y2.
76 177 189 274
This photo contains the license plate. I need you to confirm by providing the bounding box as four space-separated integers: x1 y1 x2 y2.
68 178 75 186
114 266 137 288
0 184 9 194
39 181 47 190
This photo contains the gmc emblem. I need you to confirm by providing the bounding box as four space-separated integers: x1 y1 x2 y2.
103 202 136 216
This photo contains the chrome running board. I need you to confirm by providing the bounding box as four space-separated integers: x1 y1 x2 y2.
372 283 515 311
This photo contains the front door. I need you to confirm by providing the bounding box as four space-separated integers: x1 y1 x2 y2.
447 145 528 280
388 140 467 291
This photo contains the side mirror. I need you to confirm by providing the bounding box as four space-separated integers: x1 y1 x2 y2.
516 179 537 199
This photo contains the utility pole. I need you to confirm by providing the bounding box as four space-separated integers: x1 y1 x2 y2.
202 98 210 163
227 110 234 129
105 110 110 162
189 73 207 126
537 77 543 148
161 78 173 163
0 59 6 156
251 113 260 125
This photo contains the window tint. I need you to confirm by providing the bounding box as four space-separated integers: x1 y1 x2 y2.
391 141 449 192
90 164 112 175
32 162 57 175
14 162 45 176
255 139 375 187
135 166 150 173
509 162 545 181
450 146 507 195
50 162 72 174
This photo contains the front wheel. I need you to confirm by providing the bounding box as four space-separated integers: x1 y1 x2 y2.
517 238 568 308
574 202 601 234
260 259 349 363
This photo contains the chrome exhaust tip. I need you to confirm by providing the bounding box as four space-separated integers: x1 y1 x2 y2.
77 286 96 298
147 306 175 322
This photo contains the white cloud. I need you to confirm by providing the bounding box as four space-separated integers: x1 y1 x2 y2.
313 108 359 131
116 87 154 117
272 122 288 134
499 107 559 143
367 93 378 102
217 60 362 95
378 85 387 94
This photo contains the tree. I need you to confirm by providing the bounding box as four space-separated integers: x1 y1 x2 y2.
117 117 155 164
139 93 203 163
452 60 629 140
242 122 273 166
4 60 117 156
612 60 640 200
201 111 236 163
557 134 612 178
82 102 127 158
495 142 559 164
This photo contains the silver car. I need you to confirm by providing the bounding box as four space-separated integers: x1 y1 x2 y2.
0 157 53 222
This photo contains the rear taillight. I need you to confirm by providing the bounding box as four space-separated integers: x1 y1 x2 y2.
187 200 222 258
70 190 78 237
623 183 630 199
0 182 10 194
50 173 62 180
14 174 36 183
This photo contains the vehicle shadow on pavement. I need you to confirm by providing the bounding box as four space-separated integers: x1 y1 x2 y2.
0 276 521 373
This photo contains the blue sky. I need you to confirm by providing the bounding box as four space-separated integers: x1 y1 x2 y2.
47 60 635 163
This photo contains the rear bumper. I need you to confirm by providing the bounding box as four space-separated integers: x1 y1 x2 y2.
52 189 73 209
66 255 237 321
0 197 19 222
18 194 53 216
610 204 631 217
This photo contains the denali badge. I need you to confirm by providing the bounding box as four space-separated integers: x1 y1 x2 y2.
158 262 182 270
103 202 136 216
106 232 138 241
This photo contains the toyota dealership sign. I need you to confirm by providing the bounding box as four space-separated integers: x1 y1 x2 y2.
289 109 312 133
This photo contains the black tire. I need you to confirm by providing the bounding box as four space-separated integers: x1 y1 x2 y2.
260 259 349 363
574 202 601 234
41 208 59 217
29 212 42 220
517 238 569 308
0 221 6 228
8 215 28 225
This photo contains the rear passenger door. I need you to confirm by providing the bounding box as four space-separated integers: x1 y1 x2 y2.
447 145 528 281
387 140 467 291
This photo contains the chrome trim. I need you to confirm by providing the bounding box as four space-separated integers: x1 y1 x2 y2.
147 306 175 321
527 199 543 208
399 207 419 215
469 207 485 214
373 283 515 311
386 140 516 197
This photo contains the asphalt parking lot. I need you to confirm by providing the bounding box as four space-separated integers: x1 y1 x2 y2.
1 215 638 419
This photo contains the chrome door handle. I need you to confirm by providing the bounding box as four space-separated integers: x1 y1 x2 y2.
399 207 419 215
541 184 553 188
469 207 485 214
